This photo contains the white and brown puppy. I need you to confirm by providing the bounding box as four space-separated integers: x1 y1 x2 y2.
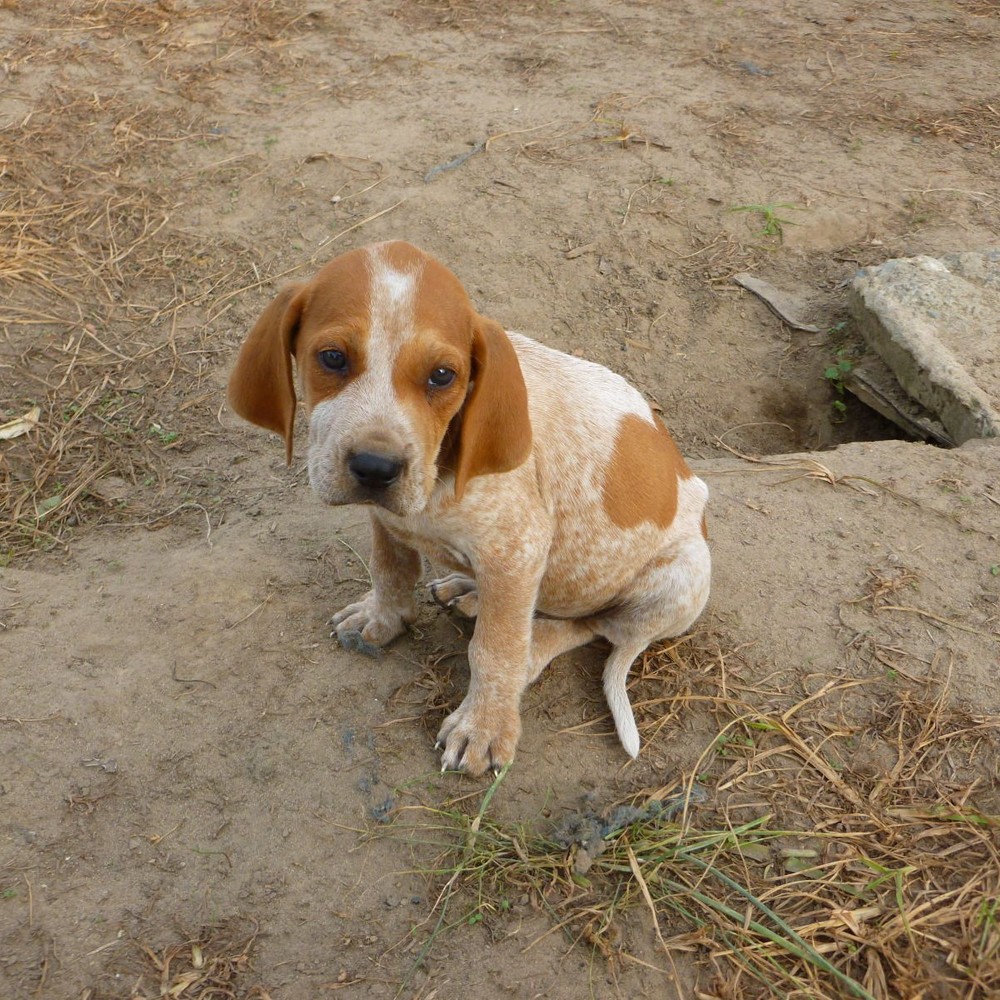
228 241 710 775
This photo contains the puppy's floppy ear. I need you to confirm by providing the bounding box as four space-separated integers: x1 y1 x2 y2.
227 283 306 464
453 317 532 500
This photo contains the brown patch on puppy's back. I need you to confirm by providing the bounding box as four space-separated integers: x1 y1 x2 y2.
601 413 690 529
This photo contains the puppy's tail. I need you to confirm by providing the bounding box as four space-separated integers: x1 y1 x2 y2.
602 645 642 759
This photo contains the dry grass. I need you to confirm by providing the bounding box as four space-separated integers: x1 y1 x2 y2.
667 232 761 285
1 144 254 555
390 633 1000 998
391 0 605 33
387 648 465 735
83 917 271 999
846 566 920 613
954 0 1000 17
0 6 296 560
70 0 318 103
70 0 310 45
912 101 1000 153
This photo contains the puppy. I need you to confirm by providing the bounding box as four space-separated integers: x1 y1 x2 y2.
228 241 710 775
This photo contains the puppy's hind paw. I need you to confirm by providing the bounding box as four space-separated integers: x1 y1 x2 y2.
428 574 479 618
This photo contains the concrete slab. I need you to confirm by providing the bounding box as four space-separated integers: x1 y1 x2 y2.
849 251 1000 443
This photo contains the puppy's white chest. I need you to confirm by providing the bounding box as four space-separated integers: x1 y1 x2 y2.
377 511 472 575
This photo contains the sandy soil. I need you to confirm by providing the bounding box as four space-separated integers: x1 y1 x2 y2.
2 2 999 998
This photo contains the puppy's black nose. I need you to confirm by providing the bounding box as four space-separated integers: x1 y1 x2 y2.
348 451 404 489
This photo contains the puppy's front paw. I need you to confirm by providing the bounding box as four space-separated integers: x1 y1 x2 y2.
329 591 411 654
436 697 521 776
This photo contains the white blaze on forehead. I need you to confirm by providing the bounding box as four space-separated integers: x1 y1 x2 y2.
381 267 414 305
329 246 421 447
366 245 420 362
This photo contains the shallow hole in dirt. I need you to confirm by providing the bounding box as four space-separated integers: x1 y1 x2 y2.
804 386 913 453
718 372 911 458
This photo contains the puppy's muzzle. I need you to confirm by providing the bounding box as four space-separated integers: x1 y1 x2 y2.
348 450 405 490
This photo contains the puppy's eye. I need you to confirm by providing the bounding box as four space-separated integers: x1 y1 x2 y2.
318 349 347 373
428 367 456 389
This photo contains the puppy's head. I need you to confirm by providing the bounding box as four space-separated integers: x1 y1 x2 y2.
227 241 532 516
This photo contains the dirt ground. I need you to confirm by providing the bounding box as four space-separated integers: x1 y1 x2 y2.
3 2 1000 998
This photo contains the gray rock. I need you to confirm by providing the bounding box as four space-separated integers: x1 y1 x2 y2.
849 251 1000 444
